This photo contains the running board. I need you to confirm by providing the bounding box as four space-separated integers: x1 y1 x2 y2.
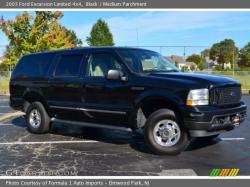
51 118 132 132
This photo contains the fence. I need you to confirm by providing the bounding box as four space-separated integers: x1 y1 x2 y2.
0 71 10 94
131 45 210 60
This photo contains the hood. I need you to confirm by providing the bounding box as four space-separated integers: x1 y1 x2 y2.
147 72 239 87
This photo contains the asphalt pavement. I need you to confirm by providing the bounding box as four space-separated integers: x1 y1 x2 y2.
0 95 249 176
0 95 13 115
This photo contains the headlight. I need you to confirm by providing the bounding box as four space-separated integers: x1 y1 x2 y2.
186 88 209 106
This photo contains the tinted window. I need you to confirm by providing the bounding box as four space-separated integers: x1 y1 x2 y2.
54 55 84 77
88 53 122 77
12 53 54 79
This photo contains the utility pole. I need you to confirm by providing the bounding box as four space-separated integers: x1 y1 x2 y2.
233 48 235 78
136 28 139 47
183 46 186 60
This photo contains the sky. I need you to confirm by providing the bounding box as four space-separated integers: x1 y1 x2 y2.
0 11 250 57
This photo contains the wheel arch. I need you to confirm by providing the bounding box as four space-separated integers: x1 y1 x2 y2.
129 93 184 130
22 89 49 114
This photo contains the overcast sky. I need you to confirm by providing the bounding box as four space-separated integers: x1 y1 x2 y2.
1 11 250 57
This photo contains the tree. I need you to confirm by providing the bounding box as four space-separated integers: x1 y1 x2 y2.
201 49 210 58
239 42 250 67
86 19 114 46
209 39 238 70
198 60 206 70
181 66 188 72
186 54 202 65
190 64 196 71
0 62 9 71
186 54 206 71
174 61 179 68
0 11 82 67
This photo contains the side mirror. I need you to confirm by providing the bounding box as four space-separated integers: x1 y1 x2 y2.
106 69 127 81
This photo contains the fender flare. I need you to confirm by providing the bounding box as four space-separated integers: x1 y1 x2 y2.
22 88 48 112
129 89 184 129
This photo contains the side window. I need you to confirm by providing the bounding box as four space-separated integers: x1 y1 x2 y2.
88 53 122 77
54 54 84 77
12 53 54 79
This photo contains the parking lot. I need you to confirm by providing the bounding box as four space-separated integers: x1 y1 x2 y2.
0 96 15 116
0 95 249 176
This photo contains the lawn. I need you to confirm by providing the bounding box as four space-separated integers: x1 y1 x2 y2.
211 71 250 92
0 76 10 94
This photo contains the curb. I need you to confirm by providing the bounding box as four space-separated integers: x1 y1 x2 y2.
0 111 24 122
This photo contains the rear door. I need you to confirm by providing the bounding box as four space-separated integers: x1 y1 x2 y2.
48 51 86 120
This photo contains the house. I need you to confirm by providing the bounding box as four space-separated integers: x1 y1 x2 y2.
204 57 232 70
166 55 198 72
205 56 216 69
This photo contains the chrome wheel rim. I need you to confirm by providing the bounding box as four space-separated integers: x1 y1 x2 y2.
153 119 181 147
29 109 41 128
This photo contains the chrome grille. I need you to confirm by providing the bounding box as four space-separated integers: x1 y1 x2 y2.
210 86 241 106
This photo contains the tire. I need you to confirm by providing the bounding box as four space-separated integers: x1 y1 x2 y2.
144 109 190 155
26 102 51 134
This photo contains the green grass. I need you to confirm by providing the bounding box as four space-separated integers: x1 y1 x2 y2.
211 72 250 91
0 77 10 93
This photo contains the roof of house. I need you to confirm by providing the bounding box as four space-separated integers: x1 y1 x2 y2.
166 55 186 64
166 55 197 67
170 55 185 63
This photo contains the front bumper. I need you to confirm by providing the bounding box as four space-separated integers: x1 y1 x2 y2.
180 101 247 137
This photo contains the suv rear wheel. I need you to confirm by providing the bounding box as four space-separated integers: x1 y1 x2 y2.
26 102 51 134
144 109 190 155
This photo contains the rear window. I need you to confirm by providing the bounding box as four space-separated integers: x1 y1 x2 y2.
54 54 84 77
12 53 54 79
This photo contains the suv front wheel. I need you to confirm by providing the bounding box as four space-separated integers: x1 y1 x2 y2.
144 109 190 155
26 102 51 134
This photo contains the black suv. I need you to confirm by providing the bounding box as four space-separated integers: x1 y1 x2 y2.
10 47 247 155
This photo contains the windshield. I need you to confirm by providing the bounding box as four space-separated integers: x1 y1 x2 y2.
117 49 180 73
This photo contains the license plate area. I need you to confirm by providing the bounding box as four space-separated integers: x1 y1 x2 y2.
212 112 246 127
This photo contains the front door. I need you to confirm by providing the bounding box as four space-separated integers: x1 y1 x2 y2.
82 51 131 126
